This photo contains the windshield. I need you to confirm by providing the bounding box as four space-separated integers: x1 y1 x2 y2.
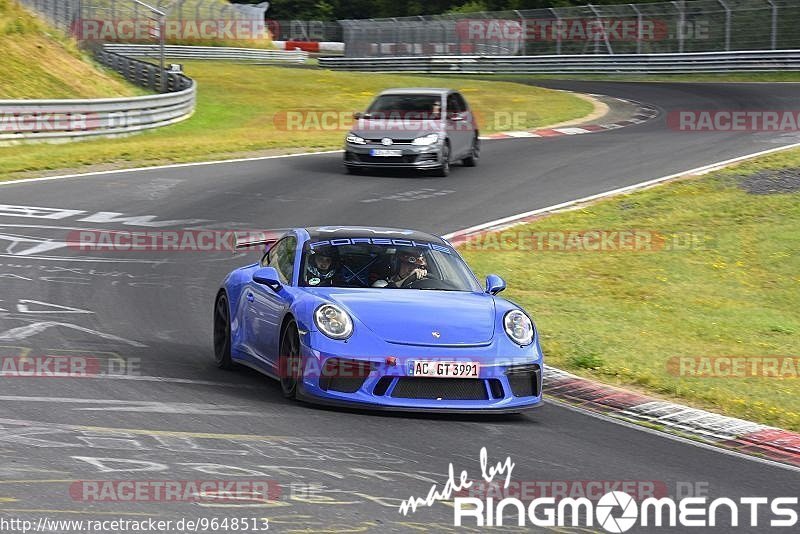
300 239 481 291
366 94 442 119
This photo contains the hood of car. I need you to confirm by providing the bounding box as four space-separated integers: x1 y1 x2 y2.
323 289 496 346
352 117 442 141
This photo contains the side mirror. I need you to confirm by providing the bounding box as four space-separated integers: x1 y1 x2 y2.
485 274 506 295
253 266 282 291
353 111 364 119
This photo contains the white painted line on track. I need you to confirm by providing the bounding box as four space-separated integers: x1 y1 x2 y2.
552 127 589 135
503 131 539 138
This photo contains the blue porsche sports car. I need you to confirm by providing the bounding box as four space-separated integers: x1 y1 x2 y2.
213 226 543 413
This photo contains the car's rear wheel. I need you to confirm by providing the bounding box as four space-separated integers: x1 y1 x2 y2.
279 319 301 399
463 136 479 167
213 292 234 370
434 142 451 177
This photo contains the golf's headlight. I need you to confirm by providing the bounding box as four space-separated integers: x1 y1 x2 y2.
504 310 534 346
411 133 439 146
314 304 353 339
346 133 366 145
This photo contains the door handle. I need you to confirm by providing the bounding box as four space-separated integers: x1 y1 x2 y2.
246 292 254 303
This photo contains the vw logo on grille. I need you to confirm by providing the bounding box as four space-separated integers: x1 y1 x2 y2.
381 137 393 146
432 331 441 339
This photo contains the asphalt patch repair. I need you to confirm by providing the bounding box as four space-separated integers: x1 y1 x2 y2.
738 168 800 194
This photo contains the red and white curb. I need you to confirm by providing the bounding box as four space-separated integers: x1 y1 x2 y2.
272 41 344 53
481 100 658 140
545 368 800 467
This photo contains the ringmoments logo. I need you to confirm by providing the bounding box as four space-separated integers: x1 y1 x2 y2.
398 448 800 530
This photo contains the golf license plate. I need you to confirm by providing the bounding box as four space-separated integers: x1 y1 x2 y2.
408 360 480 378
370 148 402 157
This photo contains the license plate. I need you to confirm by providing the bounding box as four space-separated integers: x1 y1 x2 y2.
408 361 480 378
370 149 402 157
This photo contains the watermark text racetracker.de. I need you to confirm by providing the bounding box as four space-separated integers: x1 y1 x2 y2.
72 19 267 41
69 479 281 503
669 110 800 132
455 18 693 42
668 356 800 379
0 354 140 378
398 447 799 530
452 229 713 252
273 110 534 133
0 110 143 133
68 230 281 253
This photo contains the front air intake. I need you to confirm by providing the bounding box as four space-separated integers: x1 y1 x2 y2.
390 378 489 400
505 364 542 397
318 358 374 393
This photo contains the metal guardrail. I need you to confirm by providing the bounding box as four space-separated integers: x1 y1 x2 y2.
318 49 800 74
102 44 309 62
0 47 195 144
0 87 196 144
94 45 194 92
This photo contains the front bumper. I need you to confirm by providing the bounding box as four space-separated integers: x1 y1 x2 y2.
343 142 443 169
296 341 544 413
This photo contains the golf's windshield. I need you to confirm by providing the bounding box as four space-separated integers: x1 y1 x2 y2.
366 94 441 119
300 240 481 291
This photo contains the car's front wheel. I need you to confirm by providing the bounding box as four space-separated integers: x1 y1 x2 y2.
213 291 234 370
279 319 301 398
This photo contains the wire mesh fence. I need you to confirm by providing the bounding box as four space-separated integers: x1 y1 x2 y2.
267 19 342 42
340 0 800 58
17 0 271 44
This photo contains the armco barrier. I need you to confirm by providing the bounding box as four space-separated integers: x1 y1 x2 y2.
0 47 195 145
0 87 196 144
93 46 193 93
102 44 309 63
318 49 800 74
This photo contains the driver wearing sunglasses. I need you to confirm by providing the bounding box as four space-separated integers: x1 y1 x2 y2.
373 248 429 288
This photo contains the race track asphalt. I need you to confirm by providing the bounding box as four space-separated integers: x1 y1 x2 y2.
0 80 799 533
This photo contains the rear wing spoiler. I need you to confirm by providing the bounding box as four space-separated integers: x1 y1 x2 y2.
233 230 290 254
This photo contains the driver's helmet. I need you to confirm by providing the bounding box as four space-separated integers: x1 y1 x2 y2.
306 247 337 284
393 247 427 272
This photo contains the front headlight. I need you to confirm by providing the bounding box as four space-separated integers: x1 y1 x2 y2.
504 310 534 346
314 304 353 339
346 133 366 145
411 133 439 146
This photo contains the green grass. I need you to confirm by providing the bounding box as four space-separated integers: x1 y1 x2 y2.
460 149 800 430
0 0 141 98
0 61 592 180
